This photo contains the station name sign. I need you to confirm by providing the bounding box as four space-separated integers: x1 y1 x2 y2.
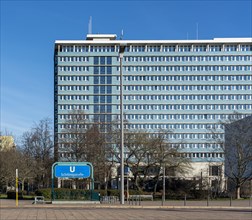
55 164 91 178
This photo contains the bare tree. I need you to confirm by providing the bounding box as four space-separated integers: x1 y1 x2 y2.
111 128 190 193
0 149 20 191
59 110 90 162
149 130 190 195
0 147 36 192
124 131 154 190
85 124 112 189
59 110 116 189
225 115 252 199
21 118 54 188
209 113 252 199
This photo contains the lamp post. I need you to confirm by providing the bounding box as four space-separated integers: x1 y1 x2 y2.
162 165 165 206
119 43 126 204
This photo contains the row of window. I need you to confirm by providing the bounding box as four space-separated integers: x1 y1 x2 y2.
122 55 252 62
57 94 252 101
60 44 252 53
120 65 252 72
58 103 252 111
121 85 252 91
58 124 89 129
123 114 249 120
57 113 249 122
185 152 223 158
179 143 222 149
122 94 252 101
58 151 223 159
58 74 252 82
58 103 252 112
58 76 89 81
128 44 252 52
58 86 89 91
58 114 89 120
56 134 222 150
120 104 252 111
58 56 89 62
58 95 89 101
58 94 252 102
58 66 89 72
58 105 89 110
57 65 252 72
57 127 222 139
57 117 223 130
122 75 252 82
58 55 252 63
60 45 116 53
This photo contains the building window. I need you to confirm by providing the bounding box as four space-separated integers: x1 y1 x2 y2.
209 165 221 176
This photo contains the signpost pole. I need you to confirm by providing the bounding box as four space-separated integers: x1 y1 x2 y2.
51 162 58 202
162 166 165 206
16 169 18 207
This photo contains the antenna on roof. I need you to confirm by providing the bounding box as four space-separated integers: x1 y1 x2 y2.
196 22 199 40
88 16 92 34
120 29 124 40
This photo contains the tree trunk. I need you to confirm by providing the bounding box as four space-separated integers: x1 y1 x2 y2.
153 168 161 196
22 179 25 192
134 174 140 191
236 186 241 199
153 176 159 196
104 176 107 190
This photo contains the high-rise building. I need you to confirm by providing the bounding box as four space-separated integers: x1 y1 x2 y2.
0 136 15 151
54 34 252 181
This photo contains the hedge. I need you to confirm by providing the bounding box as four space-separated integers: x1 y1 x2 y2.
7 190 24 199
36 188 98 200
36 188 145 200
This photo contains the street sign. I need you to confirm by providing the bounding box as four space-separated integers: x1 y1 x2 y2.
55 164 91 178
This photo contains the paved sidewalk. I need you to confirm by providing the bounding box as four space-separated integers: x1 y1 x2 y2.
1 199 252 220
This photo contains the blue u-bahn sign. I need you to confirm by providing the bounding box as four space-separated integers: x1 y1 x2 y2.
55 164 91 178
51 162 94 201
52 162 93 179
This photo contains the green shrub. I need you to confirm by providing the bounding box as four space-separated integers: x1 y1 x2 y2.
28 191 36 196
36 188 99 201
35 188 51 199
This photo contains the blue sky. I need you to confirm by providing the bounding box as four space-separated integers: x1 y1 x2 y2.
1 0 252 137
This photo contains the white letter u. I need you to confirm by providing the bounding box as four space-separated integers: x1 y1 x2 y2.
70 166 75 173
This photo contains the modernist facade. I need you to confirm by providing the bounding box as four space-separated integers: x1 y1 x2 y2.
54 34 252 182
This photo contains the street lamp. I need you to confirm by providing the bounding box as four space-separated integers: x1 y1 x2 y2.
162 165 165 206
119 43 126 204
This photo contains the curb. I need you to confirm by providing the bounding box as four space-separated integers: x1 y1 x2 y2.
1 204 252 210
